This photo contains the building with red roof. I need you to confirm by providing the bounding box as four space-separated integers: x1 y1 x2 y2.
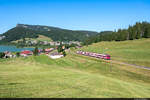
20 50 33 57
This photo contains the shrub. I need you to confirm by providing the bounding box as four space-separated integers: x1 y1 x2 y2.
16 52 20 57
42 48 45 53
62 51 66 57
0 52 5 58
33 47 39 56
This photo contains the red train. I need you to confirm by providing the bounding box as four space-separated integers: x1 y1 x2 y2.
76 50 111 60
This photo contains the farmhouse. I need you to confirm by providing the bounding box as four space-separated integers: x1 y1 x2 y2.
20 50 33 57
45 48 54 54
0 36 5 40
55 42 61 46
49 42 55 46
4 51 14 58
76 46 82 48
49 41 61 46
49 52 64 59
38 49 43 53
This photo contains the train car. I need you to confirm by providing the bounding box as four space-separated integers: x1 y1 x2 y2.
77 51 83 55
85 52 90 56
76 51 111 60
91 53 97 57
103 54 111 60
82 51 85 55
96 54 103 58
76 51 80 54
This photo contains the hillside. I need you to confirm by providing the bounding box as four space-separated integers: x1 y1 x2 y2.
0 27 38 44
80 38 150 68
0 39 150 98
0 24 98 44
11 35 53 43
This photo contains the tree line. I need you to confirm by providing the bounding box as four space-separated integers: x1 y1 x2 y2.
83 21 150 45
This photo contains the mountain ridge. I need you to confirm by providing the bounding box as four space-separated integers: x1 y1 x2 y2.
0 24 98 43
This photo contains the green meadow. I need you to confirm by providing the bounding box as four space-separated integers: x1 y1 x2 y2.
11 35 53 43
81 38 150 67
0 38 150 98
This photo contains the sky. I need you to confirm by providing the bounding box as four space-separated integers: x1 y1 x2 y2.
0 0 150 34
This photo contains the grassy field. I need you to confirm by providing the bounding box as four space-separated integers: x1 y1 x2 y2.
80 38 150 67
11 35 52 43
0 38 150 98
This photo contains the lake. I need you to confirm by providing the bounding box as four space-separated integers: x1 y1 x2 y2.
0 45 35 52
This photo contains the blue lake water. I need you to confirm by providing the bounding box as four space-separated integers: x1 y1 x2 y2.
0 45 35 52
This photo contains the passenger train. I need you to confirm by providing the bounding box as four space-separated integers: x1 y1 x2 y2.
76 50 111 60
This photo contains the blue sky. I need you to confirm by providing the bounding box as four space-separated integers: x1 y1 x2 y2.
0 0 150 34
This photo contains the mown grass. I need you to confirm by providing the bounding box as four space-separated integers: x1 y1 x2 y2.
11 35 52 43
0 51 150 98
80 38 150 67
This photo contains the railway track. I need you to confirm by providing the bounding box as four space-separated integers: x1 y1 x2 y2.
75 50 150 71
110 60 150 70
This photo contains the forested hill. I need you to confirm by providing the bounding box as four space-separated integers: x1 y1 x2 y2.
0 24 98 43
83 22 150 45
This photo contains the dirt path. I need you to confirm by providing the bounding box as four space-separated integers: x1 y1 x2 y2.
109 60 150 70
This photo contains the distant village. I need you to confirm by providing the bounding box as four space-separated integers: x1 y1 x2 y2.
0 35 82 59
0 44 82 59
24 40 81 46
1 47 63 59
0 35 81 46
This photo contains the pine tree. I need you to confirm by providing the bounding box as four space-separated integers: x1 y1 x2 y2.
115 29 122 41
33 47 39 56
128 26 135 40
144 24 150 38
42 48 45 53
147 24 150 38
135 22 142 39
121 29 128 41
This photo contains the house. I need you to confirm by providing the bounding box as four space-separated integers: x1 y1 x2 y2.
69 41 81 46
38 49 43 53
49 52 64 59
55 42 61 46
4 51 14 58
31 40 38 44
49 42 55 46
49 54 64 59
45 48 54 54
49 41 61 46
20 50 33 57
76 46 82 48
43 41 48 45
0 36 5 40
62 41 69 45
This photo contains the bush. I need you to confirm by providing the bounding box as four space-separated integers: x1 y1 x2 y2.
0 52 5 58
57 45 63 53
16 52 20 57
33 47 39 56
62 51 66 57
42 48 45 53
